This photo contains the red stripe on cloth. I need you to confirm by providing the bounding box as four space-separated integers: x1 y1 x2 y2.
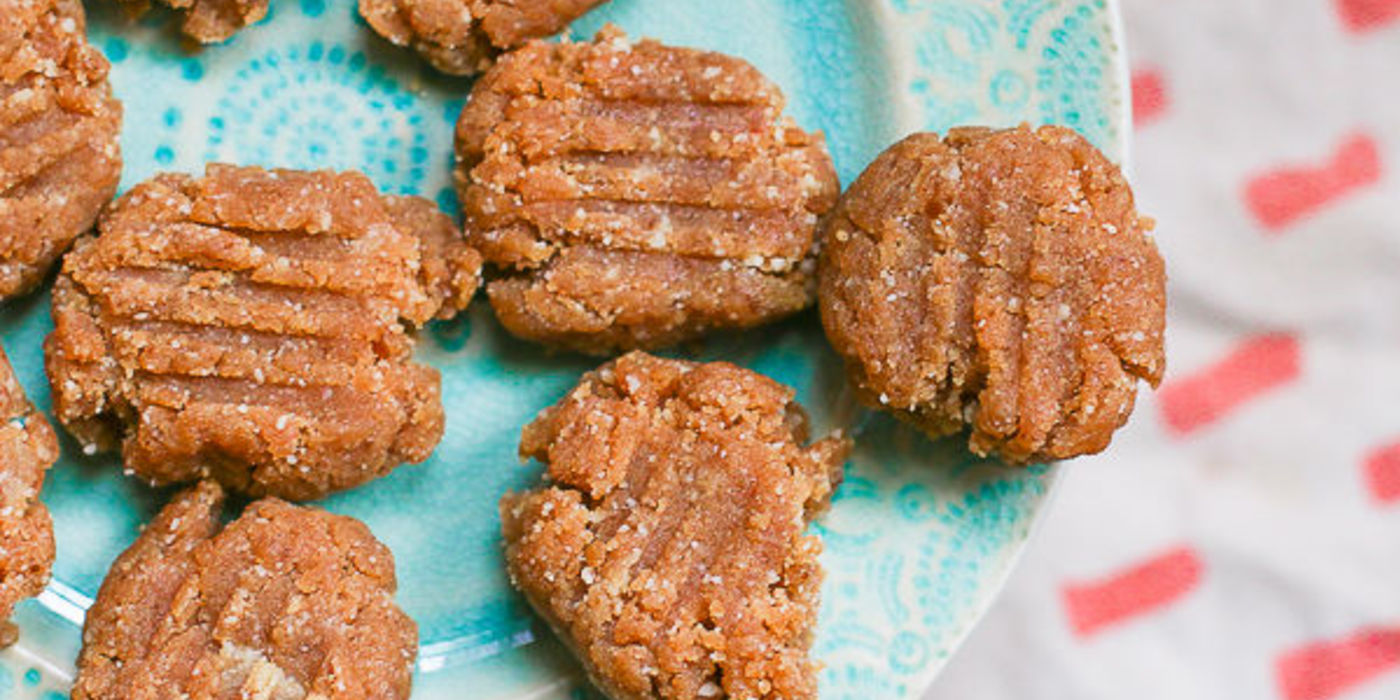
1062 546 1203 637
1336 0 1400 33
1244 133 1382 232
1158 333 1301 436
1131 68 1168 127
1363 441 1400 504
1277 627 1400 700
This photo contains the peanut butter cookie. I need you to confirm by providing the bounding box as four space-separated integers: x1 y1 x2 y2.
502 352 850 700
457 28 839 354
359 0 610 75
0 345 58 647
0 0 122 300
73 481 418 699
110 0 268 43
45 164 480 500
819 125 1166 464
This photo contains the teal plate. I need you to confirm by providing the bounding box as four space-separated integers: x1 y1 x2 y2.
0 0 1127 697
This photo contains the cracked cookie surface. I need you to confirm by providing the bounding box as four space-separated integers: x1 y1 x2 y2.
457 28 839 355
359 0 610 76
45 164 480 500
501 352 850 700
73 481 417 700
0 0 122 300
819 125 1166 464
0 344 58 647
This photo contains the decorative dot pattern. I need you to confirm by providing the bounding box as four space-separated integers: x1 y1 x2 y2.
3 1 1124 698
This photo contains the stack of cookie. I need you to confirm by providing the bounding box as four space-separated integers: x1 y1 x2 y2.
0 1 1165 698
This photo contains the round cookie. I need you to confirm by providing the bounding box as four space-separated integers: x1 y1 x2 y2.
0 344 58 647
457 27 840 355
501 352 850 700
359 0 611 76
73 481 418 699
0 0 122 301
819 125 1166 464
44 164 481 500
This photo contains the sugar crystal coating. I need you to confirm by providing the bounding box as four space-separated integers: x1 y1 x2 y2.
819 125 1166 464
502 352 850 700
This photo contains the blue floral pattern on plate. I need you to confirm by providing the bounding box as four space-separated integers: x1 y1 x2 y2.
0 0 1125 697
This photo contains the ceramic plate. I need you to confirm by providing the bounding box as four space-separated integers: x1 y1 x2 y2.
0 0 1127 697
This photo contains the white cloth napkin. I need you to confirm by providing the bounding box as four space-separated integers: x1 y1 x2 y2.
929 1 1400 698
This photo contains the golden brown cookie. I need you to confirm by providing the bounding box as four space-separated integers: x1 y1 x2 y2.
0 0 122 301
73 481 418 699
0 344 58 647
501 352 850 700
457 27 840 355
359 0 610 76
819 125 1166 464
111 0 268 44
45 164 481 501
